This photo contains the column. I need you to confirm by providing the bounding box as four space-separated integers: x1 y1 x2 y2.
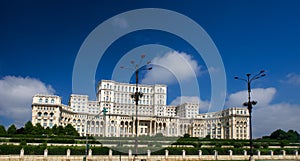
109 149 113 159
132 120 135 137
128 149 132 160
123 123 126 137
214 150 218 160
147 149 151 158
89 149 92 157
137 120 140 136
230 118 234 139
229 150 232 160
270 150 273 157
20 148 24 158
166 122 169 136
182 150 186 158
116 121 120 137
282 150 286 157
149 120 152 136
44 149 48 158
257 150 261 159
198 150 202 158
128 122 131 137
221 125 224 139
244 150 247 160
154 121 156 135
104 116 107 137
67 149 71 158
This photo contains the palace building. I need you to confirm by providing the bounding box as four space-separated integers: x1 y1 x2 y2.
31 80 250 139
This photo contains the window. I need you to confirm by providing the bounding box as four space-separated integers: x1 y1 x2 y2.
51 99 54 103
45 98 48 103
39 98 42 102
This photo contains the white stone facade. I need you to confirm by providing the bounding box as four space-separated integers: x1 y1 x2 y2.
31 80 249 139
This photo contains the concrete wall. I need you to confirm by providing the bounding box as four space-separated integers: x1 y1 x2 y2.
0 155 299 161
0 148 299 161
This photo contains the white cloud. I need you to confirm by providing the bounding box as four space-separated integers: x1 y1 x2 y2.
170 96 210 113
141 51 202 84
227 87 300 138
283 73 300 85
226 87 276 107
253 103 300 138
0 76 55 126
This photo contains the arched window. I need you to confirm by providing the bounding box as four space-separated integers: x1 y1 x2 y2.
45 98 48 103
38 112 42 117
39 98 42 102
51 99 54 103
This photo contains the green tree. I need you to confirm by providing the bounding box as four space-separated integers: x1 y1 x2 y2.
32 123 44 135
24 121 34 134
233 142 244 148
279 140 289 148
44 127 52 135
7 124 17 134
286 130 300 141
19 140 27 147
64 124 79 136
270 129 288 140
183 133 190 138
205 134 211 139
261 142 269 148
16 127 24 134
55 125 65 135
51 124 57 135
0 125 6 134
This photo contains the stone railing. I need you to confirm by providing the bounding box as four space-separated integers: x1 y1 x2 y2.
0 148 299 161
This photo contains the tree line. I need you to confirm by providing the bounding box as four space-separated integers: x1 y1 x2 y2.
261 129 300 141
0 121 299 142
0 121 79 137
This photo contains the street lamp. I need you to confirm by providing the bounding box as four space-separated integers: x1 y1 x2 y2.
84 107 107 161
234 70 266 161
120 54 152 159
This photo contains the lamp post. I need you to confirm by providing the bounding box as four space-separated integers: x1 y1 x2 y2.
234 70 266 161
84 107 107 161
121 54 152 159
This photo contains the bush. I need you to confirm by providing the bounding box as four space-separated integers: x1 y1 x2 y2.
261 142 269 148
24 145 44 155
233 142 244 148
19 140 27 147
279 140 289 147
0 144 22 155
48 146 70 155
253 142 261 148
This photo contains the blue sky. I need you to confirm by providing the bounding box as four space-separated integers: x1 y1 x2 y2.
0 1 300 137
